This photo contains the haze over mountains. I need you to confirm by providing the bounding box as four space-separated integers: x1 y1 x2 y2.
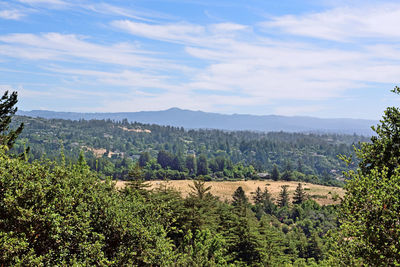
19 108 376 135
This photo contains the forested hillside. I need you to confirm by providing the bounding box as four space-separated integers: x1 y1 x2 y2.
10 115 369 185
19 108 376 135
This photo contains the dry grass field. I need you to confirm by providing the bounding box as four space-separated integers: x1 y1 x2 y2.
115 180 345 205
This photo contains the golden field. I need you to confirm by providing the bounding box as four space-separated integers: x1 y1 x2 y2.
115 180 345 205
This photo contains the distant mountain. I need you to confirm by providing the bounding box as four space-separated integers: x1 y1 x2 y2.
18 108 376 135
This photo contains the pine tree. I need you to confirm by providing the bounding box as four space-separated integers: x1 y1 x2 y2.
232 186 249 217
0 90 24 149
232 186 248 207
189 178 212 200
271 164 280 181
252 186 264 205
185 155 197 175
138 151 151 167
262 186 276 214
277 185 290 208
127 162 149 194
196 154 209 175
292 183 306 205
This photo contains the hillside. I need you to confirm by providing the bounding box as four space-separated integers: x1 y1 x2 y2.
11 115 369 185
18 108 376 135
116 180 345 206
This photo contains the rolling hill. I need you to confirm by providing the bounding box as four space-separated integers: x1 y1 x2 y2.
19 108 376 135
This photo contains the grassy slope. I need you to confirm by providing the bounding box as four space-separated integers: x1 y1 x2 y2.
115 180 344 205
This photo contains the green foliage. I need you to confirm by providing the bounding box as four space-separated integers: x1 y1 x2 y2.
0 91 24 150
335 168 400 266
197 154 209 175
0 149 175 266
11 115 366 184
271 164 280 181
189 178 212 200
333 87 400 266
278 185 290 208
0 92 345 266
293 183 307 205
232 186 248 208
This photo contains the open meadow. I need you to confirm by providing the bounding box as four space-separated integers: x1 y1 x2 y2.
115 180 345 205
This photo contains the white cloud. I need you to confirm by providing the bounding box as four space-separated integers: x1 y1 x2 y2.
0 9 25 20
112 20 206 45
262 4 400 41
4 1 400 116
112 20 249 47
18 0 67 6
0 33 182 70
47 67 180 91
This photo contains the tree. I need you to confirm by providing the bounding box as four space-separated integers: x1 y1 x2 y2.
0 149 175 266
271 164 280 181
188 178 212 200
157 150 173 169
252 186 264 205
277 185 289 208
196 154 209 176
232 186 248 207
127 162 149 194
171 154 185 171
334 86 400 266
292 183 306 205
0 91 24 149
185 155 196 175
138 151 151 167
355 86 400 177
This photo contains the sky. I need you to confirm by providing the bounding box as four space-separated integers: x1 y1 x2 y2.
1 0 400 119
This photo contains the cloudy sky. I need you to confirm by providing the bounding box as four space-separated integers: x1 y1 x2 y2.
1 0 400 119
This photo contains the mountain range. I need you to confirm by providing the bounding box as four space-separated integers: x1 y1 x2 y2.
18 108 376 135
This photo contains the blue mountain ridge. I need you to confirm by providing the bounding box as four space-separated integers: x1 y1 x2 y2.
18 107 377 135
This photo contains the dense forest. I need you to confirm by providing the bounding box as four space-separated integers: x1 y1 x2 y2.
10 116 369 186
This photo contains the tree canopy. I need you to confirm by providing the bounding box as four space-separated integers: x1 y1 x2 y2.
0 91 23 150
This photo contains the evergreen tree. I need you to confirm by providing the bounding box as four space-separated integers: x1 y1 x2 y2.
196 154 209 175
262 186 276 214
271 164 280 181
292 183 306 205
0 90 24 149
252 186 264 205
188 178 212 200
172 154 185 171
138 151 151 167
277 185 290 208
232 186 249 217
127 162 149 194
157 150 173 169
185 155 197 175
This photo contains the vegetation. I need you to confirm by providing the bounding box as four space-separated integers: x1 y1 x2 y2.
331 87 400 266
10 115 369 185
1 92 341 265
2 87 400 265
0 91 24 150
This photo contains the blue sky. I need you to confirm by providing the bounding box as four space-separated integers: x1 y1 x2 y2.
1 0 400 119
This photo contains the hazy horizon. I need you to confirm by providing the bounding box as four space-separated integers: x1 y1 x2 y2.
19 106 379 121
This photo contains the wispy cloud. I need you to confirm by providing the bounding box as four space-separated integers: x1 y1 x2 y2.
0 33 179 70
18 0 66 5
112 20 249 46
262 4 400 41
2 0 400 118
0 9 25 20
